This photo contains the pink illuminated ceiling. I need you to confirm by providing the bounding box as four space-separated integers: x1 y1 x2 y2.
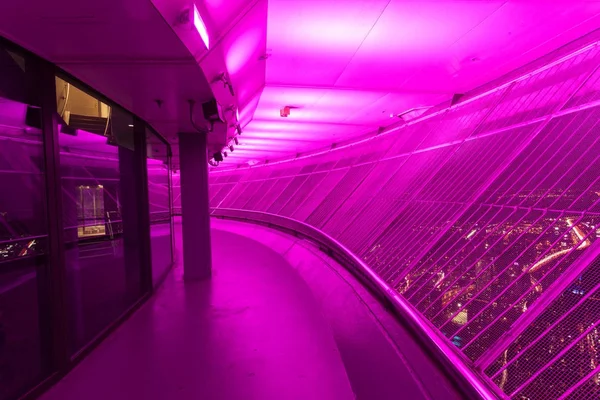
211 0 600 166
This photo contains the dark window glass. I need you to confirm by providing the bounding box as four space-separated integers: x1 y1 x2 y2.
0 44 49 399
146 128 173 286
56 77 143 354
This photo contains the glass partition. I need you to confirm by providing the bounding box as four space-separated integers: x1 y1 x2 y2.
0 34 174 397
0 43 50 400
146 128 173 286
55 78 146 355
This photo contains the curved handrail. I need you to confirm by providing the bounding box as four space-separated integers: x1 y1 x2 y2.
103 106 112 138
211 207 501 400
60 81 70 119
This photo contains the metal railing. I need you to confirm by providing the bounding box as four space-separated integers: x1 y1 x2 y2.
211 207 500 400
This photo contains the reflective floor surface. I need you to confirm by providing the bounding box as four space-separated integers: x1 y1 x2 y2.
41 220 464 400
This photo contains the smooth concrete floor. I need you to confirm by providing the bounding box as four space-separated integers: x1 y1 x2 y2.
41 226 355 400
41 220 464 400
211 219 463 400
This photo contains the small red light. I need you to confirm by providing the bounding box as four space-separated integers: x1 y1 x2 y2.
280 106 291 117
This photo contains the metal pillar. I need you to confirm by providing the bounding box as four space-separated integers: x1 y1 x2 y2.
118 118 153 296
178 132 212 280
34 57 70 370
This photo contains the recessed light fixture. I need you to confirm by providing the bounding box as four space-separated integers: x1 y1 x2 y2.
128 124 134 127
193 4 210 49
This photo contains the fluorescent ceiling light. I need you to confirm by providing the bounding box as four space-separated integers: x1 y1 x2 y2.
193 4 209 49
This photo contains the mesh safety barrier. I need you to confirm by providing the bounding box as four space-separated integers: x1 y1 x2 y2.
195 41 600 399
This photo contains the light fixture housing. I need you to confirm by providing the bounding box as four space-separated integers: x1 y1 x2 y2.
202 99 224 123
193 4 210 49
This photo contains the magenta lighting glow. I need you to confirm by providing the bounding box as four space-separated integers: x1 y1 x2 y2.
207 1 600 165
193 4 209 49
189 38 600 400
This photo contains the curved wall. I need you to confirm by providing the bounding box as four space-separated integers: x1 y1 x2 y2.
201 41 600 399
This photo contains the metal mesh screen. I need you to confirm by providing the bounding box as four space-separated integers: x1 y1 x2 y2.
202 41 600 399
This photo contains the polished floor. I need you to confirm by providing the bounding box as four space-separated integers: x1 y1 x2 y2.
41 220 463 400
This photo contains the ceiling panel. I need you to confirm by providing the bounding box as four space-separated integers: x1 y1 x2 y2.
0 0 193 61
342 92 448 125
333 1 505 90
228 0 600 168
219 0 268 111
266 0 390 86
4 0 598 169
243 120 368 142
203 0 256 37
313 89 389 114
0 0 214 152
433 1 600 92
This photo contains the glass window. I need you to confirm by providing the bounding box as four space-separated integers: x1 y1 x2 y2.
0 44 50 399
56 78 145 354
172 172 181 216
146 129 173 286
171 166 182 259
77 184 106 238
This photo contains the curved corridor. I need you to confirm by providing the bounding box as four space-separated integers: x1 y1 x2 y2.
41 226 354 400
40 221 463 400
2 3 600 399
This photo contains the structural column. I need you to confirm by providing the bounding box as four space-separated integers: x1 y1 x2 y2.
178 132 212 280
118 119 152 295
34 57 70 370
